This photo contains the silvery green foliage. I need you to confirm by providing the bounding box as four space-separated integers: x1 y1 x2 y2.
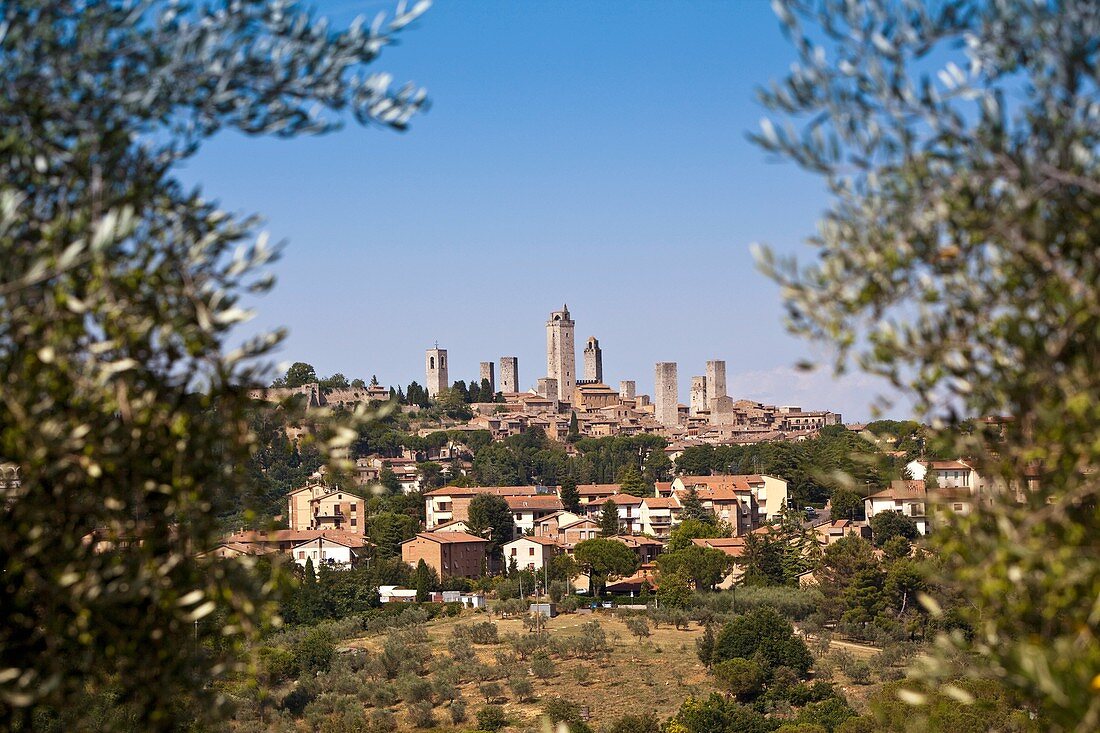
755 1 1099 729
0 1 426 728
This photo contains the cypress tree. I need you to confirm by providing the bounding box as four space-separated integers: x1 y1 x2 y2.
559 475 581 514
599 500 620 537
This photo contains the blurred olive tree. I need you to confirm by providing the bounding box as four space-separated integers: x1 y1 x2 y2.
0 1 428 729
756 1 1099 730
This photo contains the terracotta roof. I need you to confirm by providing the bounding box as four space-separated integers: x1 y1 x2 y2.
642 497 681 509
504 535 562 547
931 487 974 502
505 495 565 511
558 517 600 530
404 531 490 545
206 541 276 556
534 510 578 523
289 534 371 550
678 475 763 490
867 480 927 500
424 485 543 497
228 529 369 546
692 537 746 557
610 534 664 547
588 493 645 506
576 483 621 496
432 519 471 531
930 460 973 471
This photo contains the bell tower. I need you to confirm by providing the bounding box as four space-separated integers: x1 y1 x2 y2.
545 304 575 402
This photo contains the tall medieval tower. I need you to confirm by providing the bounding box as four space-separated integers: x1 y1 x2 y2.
425 346 448 398
479 361 495 394
583 336 603 383
655 362 679 426
690 376 708 415
500 357 519 393
705 360 727 405
546 305 575 402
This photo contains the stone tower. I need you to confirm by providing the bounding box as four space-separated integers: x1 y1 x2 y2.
479 361 495 394
536 377 559 402
705 360 727 405
654 362 679 426
619 380 636 400
690 376 708 415
500 356 519 394
545 304 575 402
583 336 603 383
425 347 448 398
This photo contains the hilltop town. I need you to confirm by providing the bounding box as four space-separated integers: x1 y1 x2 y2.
252 305 843 450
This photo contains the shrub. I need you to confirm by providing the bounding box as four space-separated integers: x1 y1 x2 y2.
713 608 814 678
365 708 397 733
795 697 856 732
449 696 467 724
712 658 766 701
363 681 396 708
479 680 502 703
467 621 500 644
671 610 691 630
476 704 508 732
625 616 651 640
542 696 589 728
665 694 772 733
448 636 475 662
605 714 660 733
549 580 569 603
558 595 582 613
292 627 336 676
396 673 433 704
845 660 872 685
573 619 610 659
407 701 435 729
696 624 716 666
510 630 550 659
532 653 556 679
508 675 534 702
258 645 298 682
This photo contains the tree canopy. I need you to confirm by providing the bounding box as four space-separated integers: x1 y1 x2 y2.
573 538 638 596
0 1 428 727
757 1 1100 724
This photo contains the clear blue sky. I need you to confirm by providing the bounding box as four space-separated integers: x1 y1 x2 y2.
180 0 909 421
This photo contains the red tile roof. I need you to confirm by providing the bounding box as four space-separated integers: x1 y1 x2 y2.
867 480 927 500
576 483 621 496
424 485 543 497
404 531 490 545
227 529 371 547
505 495 565 511
588 493 645 506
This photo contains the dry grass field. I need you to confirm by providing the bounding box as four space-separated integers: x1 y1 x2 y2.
344 609 721 730
340 608 899 732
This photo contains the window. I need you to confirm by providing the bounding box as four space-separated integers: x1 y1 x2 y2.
529 548 535 556
510 548 517 556
298 551 305 559
430 357 435 368
953 503 964 511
